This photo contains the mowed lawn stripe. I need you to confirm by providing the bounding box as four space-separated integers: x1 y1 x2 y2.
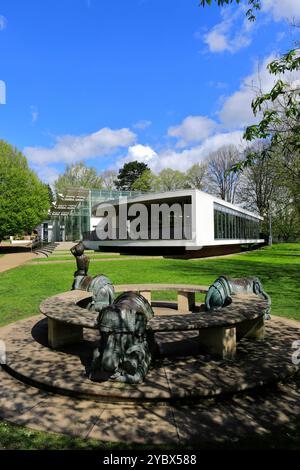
0 243 299 326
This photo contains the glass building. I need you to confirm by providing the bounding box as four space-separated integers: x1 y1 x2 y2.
214 203 260 240
83 189 264 255
47 188 143 242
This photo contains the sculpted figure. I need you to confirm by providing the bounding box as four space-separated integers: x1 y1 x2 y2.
89 292 154 384
70 241 90 289
86 275 115 312
205 275 271 320
70 242 114 312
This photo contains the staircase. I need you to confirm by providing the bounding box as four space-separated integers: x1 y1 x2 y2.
32 241 59 258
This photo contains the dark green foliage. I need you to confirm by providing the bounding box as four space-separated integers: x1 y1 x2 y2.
131 168 156 191
115 161 149 190
0 140 50 240
200 0 261 22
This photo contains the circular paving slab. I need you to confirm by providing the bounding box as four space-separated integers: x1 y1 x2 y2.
2 315 300 403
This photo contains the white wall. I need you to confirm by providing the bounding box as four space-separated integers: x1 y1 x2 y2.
84 189 264 250
195 192 214 245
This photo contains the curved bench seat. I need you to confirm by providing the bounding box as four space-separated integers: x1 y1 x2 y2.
40 290 96 329
114 283 208 311
40 285 268 359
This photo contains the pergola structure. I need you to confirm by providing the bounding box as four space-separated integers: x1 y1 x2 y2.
47 188 143 242
49 188 90 217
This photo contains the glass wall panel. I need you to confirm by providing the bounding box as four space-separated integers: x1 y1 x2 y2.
213 203 260 240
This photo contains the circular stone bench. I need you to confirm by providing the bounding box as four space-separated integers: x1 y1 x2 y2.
114 284 208 313
40 284 268 360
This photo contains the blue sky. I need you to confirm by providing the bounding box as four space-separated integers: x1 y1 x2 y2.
0 0 299 183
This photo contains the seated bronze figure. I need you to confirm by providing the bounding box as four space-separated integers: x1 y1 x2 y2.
70 242 114 312
90 292 154 384
205 275 271 319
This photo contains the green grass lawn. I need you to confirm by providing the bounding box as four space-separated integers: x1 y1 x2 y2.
0 243 299 327
0 421 169 450
2 418 300 450
0 243 300 449
30 253 127 262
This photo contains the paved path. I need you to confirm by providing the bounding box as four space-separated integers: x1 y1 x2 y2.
52 241 76 251
1 349 300 446
0 252 35 273
0 315 300 446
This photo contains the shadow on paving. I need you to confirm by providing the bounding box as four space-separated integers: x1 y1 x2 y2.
0 246 32 254
1 316 300 447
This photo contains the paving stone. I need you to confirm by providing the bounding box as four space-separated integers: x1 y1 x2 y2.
0 367 47 419
172 403 270 444
2 316 300 402
88 405 179 444
12 396 105 438
1 316 300 445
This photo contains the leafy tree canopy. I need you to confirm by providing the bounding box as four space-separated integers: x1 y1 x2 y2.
115 161 149 190
200 0 261 22
54 161 104 194
0 140 50 240
100 170 118 190
155 168 188 192
241 49 300 167
131 168 157 191
201 1 299 174
185 163 207 190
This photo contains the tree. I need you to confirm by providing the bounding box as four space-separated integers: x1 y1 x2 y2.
185 163 207 190
55 161 104 194
201 0 300 233
271 195 300 242
206 145 241 203
131 168 157 191
155 168 188 191
200 1 261 22
115 161 149 190
239 50 300 169
0 140 50 240
201 1 300 176
47 184 55 206
100 170 118 190
238 144 278 215
237 57 300 219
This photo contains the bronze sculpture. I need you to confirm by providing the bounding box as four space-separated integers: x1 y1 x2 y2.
205 275 271 319
70 241 90 290
90 292 154 384
70 242 271 385
70 242 114 312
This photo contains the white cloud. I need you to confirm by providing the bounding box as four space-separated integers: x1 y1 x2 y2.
116 144 157 169
153 131 246 172
24 127 136 165
205 29 229 53
0 15 7 31
127 144 157 163
168 115 217 147
32 165 60 185
203 1 300 54
30 105 39 124
133 120 152 130
0 80 6 104
219 54 300 128
203 8 253 54
208 80 228 89
262 0 300 21
117 131 246 173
